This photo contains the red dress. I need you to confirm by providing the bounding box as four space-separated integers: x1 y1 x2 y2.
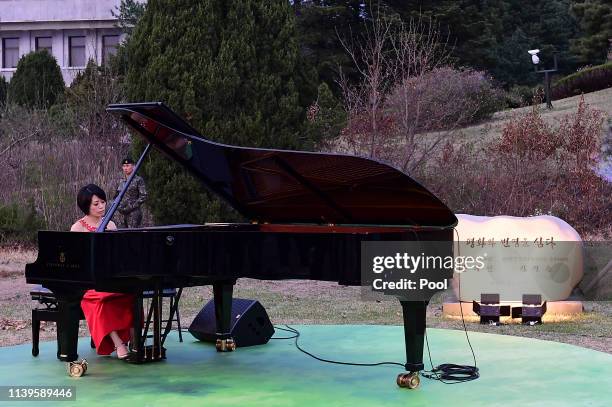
77 218 135 355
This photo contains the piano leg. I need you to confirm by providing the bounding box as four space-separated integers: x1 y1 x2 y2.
152 287 163 360
397 300 427 389
49 289 84 362
131 292 144 361
213 281 236 352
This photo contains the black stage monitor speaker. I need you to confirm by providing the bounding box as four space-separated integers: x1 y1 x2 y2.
188 298 275 347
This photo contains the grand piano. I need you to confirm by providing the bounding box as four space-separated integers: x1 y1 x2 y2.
25 102 457 388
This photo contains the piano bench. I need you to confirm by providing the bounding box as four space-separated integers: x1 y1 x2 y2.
141 288 183 342
30 286 93 357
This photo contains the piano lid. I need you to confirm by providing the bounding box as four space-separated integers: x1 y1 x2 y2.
107 102 457 227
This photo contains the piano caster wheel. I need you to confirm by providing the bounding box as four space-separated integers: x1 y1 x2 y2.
397 372 420 389
67 359 88 377
215 338 236 352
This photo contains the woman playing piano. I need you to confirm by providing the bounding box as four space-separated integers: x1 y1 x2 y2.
70 184 134 360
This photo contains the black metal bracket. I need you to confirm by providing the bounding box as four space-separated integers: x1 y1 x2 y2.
129 287 166 363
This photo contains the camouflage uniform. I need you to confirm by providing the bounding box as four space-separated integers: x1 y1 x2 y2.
114 175 147 228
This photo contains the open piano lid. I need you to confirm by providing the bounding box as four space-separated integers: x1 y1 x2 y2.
107 102 457 227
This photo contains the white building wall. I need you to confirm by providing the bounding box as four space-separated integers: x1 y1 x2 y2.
53 30 65 67
0 0 124 24
0 0 143 85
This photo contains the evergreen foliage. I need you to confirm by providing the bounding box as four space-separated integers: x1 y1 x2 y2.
493 28 538 87
380 0 579 87
296 1 607 89
294 1 365 94
8 51 65 109
107 0 147 78
571 0 612 65
0 76 7 107
70 60 104 94
125 0 317 224
112 0 147 33
305 82 346 145
0 201 44 243
288 1 605 89
69 59 122 102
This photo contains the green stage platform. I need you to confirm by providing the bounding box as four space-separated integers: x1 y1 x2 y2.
0 326 610 406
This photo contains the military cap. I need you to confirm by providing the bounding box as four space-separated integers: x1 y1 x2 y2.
122 157 134 165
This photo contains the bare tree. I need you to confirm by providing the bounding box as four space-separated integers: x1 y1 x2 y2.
336 9 496 174
337 7 395 158
0 62 130 234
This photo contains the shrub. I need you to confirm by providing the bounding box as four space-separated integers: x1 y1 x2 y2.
338 66 505 173
8 50 65 109
0 102 132 238
386 67 504 133
493 100 609 232
0 202 44 243
504 85 536 108
0 76 7 107
603 118 612 159
552 63 612 100
423 96 610 236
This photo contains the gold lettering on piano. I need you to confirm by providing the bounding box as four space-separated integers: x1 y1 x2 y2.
45 262 81 270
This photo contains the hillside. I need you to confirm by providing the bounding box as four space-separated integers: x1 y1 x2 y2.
459 87 612 144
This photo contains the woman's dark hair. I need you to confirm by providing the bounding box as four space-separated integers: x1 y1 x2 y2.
77 184 107 215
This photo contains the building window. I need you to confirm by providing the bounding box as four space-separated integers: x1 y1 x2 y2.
35 37 53 54
2 38 19 68
69 36 86 67
102 35 120 65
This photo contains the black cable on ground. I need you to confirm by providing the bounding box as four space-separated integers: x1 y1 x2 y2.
273 325 405 368
419 229 479 384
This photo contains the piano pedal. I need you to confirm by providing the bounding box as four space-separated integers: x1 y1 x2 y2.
66 359 88 377
396 372 420 389
215 338 236 352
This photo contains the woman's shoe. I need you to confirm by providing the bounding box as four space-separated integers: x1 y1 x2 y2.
115 345 130 360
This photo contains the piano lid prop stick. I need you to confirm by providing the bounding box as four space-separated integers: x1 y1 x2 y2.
98 143 153 232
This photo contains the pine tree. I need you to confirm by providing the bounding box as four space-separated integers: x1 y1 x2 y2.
380 0 580 87
295 1 365 94
8 50 64 109
111 0 146 33
381 0 502 73
125 0 317 224
493 27 538 87
571 0 612 65
305 82 346 145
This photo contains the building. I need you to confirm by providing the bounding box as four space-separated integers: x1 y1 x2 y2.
0 0 136 85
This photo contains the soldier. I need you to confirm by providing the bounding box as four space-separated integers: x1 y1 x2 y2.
114 157 147 228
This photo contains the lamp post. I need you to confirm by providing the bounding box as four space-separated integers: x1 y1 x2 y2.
528 49 557 109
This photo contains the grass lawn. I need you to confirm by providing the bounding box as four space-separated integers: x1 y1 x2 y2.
457 86 612 146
